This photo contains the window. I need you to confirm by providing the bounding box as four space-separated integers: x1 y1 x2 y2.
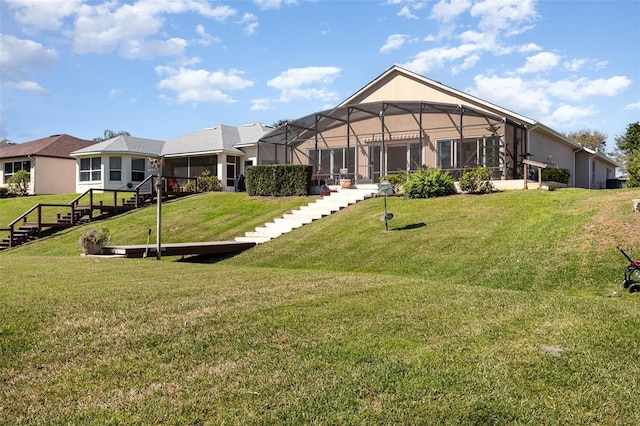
483 137 501 168
131 158 146 182
226 155 240 187
109 157 122 181
437 137 501 170
4 160 31 181
308 147 356 181
80 157 101 182
437 140 454 169
190 156 217 177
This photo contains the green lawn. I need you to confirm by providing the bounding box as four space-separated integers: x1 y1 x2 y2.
1 188 640 424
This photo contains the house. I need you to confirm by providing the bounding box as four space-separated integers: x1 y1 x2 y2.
257 65 618 189
70 122 273 192
162 122 273 191
70 135 164 193
0 134 95 194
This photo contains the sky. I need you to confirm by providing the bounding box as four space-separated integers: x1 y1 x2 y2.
1 0 639 151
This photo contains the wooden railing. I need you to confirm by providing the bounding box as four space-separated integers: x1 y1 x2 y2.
3 177 197 248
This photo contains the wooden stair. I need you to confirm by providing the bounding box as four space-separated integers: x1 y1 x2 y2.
0 186 192 251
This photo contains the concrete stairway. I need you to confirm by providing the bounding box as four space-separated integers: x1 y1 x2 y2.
235 187 377 244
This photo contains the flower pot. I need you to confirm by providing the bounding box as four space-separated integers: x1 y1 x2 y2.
339 179 352 189
82 243 103 255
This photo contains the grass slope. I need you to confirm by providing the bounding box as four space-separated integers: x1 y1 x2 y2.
1 188 640 424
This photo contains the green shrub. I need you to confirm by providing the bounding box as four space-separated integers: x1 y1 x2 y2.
541 168 570 184
183 170 222 192
403 167 456 199
245 165 312 196
385 172 409 195
459 167 494 194
7 169 30 196
0 187 8 198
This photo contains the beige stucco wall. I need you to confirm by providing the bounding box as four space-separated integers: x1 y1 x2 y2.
33 157 77 194
0 155 76 194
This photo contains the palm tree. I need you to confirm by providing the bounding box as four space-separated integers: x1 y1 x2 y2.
93 129 131 142
272 119 292 129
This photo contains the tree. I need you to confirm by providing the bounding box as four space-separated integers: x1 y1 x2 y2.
565 129 608 152
93 129 131 142
7 169 30 196
272 119 292 129
615 122 640 187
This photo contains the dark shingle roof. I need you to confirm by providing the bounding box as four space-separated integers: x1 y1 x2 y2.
0 134 95 159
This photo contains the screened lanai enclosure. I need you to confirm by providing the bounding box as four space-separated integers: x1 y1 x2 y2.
257 101 529 185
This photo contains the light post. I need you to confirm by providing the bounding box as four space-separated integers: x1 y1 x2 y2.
378 179 394 231
149 158 163 260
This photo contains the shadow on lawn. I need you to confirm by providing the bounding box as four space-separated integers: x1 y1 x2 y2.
177 251 244 264
393 222 427 231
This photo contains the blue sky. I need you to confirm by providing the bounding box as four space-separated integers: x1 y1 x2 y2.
1 0 638 151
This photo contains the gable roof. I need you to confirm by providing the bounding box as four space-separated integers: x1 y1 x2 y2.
70 135 164 157
339 65 535 126
0 134 95 160
163 122 272 156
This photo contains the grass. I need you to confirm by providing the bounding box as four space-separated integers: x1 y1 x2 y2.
1 188 640 424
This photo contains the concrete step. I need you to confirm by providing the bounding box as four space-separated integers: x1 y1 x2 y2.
234 235 272 244
281 213 315 224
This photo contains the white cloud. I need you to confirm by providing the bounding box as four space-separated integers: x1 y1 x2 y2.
268 66 341 103
625 101 640 110
517 51 562 74
470 0 537 32
241 13 259 35
431 0 472 23
468 72 632 125
398 5 418 19
6 80 50 96
547 76 631 101
405 0 538 75
0 34 56 94
563 58 586 72
155 66 254 104
253 0 298 10
401 43 480 74
519 43 542 53
5 0 81 32
452 54 480 74
469 74 553 116
195 24 220 46
380 34 408 53
251 98 272 111
70 0 237 58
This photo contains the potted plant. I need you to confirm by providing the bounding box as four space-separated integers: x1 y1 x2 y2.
339 168 351 189
78 228 109 255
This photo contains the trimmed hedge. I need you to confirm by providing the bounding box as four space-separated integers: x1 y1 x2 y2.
246 165 312 196
541 168 570 185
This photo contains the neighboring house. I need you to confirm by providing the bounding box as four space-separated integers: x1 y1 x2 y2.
0 134 95 194
163 122 273 191
257 65 618 189
70 122 273 192
70 135 165 193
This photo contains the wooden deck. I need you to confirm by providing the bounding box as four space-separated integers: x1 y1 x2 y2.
101 241 256 258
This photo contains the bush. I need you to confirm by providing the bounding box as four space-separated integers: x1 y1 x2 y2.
459 167 494 194
403 167 456 199
384 172 409 195
541 168 570 185
7 169 30 196
183 170 222 192
245 165 312 196
0 187 8 198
